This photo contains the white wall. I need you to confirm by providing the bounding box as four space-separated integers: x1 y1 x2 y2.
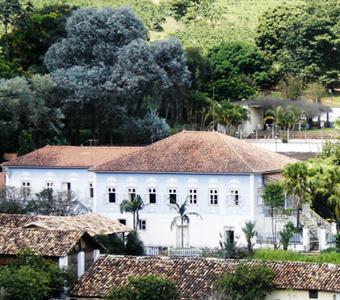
94 172 266 248
4 167 94 207
241 106 264 136
266 289 339 300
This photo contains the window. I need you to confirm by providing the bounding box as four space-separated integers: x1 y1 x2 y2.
138 219 147 230
89 183 94 198
128 188 136 201
209 189 218 205
230 189 240 206
169 188 177 204
63 182 71 192
188 189 197 204
118 219 126 225
148 188 156 204
108 187 116 203
46 181 53 191
309 290 318 299
22 181 31 197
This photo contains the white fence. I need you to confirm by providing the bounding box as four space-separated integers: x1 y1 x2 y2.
168 248 203 257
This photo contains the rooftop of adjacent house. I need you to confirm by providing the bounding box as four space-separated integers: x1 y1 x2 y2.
1 145 142 168
71 256 340 299
92 131 296 174
0 227 94 257
0 213 131 236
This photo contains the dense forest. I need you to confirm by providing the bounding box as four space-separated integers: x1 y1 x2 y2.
0 0 339 156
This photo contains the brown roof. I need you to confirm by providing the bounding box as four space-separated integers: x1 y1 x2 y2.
0 227 87 257
1 145 142 168
92 131 296 173
0 213 131 236
0 172 4 189
71 256 340 299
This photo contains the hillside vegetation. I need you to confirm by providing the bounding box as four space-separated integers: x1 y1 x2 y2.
28 0 304 49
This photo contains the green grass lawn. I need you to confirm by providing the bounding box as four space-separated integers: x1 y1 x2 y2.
253 249 340 264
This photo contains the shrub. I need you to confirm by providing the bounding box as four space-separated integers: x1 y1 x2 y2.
253 249 340 264
279 222 296 250
125 231 144 256
95 234 125 254
336 233 340 251
0 250 75 300
105 275 180 300
214 264 275 300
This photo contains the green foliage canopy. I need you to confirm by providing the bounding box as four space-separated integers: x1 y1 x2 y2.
214 264 275 300
106 275 180 300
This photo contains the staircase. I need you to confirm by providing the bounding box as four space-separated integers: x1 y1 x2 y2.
300 205 333 252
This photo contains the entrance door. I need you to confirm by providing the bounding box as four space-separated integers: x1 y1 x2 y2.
176 225 189 248
225 230 234 245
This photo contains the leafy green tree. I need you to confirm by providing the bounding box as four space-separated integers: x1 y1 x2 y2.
207 41 271 101
170 199 201 248
0 186 30 214
44 7 189 144
0 4 75 75
277 75 304 101
0 250 74 300
17 129 34 156
205 100 248 133
95 234 125 255
0 0 25 62
0 75 64 157
279 221 296 251
262 183 285 249
120 195 144 231
106 275 180 300
282 162 310 229
27 189 81 216
125 230 144 256
256 1 340 86
124 110 170 143
242 221 256 255
214 264 275 300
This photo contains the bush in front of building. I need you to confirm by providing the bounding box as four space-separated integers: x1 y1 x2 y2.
105 275 180 300
0 249 75 300
214 264 275 300
125 230 145 256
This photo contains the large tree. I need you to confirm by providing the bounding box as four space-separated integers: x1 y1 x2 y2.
256 1 340 87
207 41 272 101
0 75 64 157
44 7 189 144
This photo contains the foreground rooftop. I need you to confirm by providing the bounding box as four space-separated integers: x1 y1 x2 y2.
71 255 340 299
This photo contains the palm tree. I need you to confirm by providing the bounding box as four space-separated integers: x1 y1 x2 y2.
242 221 256 255
282 162 310 229
170 200 201 248
120 195 144 231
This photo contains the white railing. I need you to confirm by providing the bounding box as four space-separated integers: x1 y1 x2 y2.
309 209 332 232
144 246 160 256
168 248 203 257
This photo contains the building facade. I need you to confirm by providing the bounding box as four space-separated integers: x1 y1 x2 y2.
2 131 335 249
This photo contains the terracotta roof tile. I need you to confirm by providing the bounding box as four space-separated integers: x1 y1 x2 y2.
71 256 340 299
0 227 85 257
0 213 131 236
92 131 296 173
1 146 142 168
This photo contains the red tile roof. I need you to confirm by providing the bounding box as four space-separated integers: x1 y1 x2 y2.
0 227 87 257
71 256 340 299
92 131 296 173
1 145 142 168
0 213 131 236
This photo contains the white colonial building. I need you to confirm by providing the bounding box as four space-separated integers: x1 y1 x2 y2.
2 131 336 250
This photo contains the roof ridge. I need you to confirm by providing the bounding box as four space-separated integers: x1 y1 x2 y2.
91 131 187 171
215 132 255 173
